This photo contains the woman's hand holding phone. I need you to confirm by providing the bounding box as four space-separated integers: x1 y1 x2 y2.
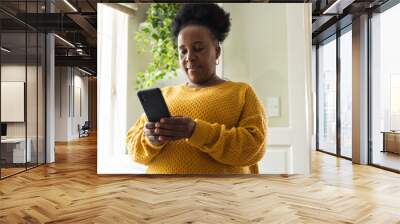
144 116 196 145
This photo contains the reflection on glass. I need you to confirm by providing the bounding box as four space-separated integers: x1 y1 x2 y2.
318 37 337 154
371 3 400 171
340 30 352 158
38 33 46 165
1 31 27 177
27 32 38 169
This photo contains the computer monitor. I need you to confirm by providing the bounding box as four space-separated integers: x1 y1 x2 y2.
1 123 7 137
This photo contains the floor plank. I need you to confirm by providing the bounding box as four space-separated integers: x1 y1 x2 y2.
0 134 400 223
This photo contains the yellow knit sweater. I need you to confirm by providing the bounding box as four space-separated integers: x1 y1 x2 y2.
126 81 267 174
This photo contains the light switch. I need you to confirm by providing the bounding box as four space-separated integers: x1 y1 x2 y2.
266 96 280 117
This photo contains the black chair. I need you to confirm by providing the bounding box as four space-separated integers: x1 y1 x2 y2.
79 121 90 138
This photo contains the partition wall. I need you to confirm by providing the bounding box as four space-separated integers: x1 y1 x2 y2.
0 0 46 179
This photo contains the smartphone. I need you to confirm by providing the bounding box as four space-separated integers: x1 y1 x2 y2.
137 88 171 122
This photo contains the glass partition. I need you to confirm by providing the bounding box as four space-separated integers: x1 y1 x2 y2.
1 31 28 178
27 31 38 170
0 1 46 179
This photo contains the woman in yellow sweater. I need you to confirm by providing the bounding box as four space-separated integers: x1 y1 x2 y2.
126 4 267 174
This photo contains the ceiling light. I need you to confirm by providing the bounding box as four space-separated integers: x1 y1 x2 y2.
76 48 86 55
322 0 355 15
54 34 75 48
322 0 343 14
63 0 78 12
1 47 11 53
78 67 93 76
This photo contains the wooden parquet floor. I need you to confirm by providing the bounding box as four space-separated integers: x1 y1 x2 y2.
1 134 400 223
0 167 26 178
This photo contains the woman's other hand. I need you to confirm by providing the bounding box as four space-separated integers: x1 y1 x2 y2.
145 116 196 142
144 122 168 146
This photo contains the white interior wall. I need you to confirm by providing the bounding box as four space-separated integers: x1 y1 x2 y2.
222 4 311 174
72 72 89 138
223 4 290 128
54 67 89 141
1 65 37 138
55 66 68 141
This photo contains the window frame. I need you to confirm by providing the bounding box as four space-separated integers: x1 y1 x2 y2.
315 24 353 161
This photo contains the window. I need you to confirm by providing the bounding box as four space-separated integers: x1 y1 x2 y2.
339 29 352 158
316 26 353 159
390 74 400 130
371 2 400 171
317 36 337 155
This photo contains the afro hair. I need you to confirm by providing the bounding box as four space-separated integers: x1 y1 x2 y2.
172 4 231 43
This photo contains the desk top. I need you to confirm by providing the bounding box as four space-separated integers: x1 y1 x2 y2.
381 131 400 134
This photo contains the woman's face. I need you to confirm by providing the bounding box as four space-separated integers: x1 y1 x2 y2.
177 25 220 84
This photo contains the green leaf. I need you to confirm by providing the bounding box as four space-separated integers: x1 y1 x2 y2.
142 27 150 33
134 3 180 90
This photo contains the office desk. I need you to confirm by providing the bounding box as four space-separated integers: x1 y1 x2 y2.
381 131 400 154
1 138 31 163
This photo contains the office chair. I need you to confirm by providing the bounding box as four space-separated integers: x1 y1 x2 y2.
79 121 90 138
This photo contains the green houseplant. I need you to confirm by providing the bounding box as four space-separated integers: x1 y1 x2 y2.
134 3 180 90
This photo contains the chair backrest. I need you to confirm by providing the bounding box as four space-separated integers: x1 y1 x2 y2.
82 121 90 129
